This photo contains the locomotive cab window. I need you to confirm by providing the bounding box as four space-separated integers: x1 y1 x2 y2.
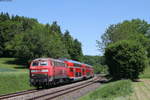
32 62 39 66
40 61 48 66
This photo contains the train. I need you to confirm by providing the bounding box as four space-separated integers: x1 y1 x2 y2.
29 58 94 88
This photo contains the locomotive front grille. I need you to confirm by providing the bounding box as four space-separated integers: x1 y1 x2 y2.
31 74 48 79
30 73 49 86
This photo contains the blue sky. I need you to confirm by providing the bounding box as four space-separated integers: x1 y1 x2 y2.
0 0 150 55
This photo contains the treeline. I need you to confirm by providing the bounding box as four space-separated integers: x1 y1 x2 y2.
97 19 150 79
82 55 107 74
0 12 83 62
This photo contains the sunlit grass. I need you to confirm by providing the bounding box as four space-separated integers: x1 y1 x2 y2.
140 66 150 79
0 72 34 95
0 58 32 95
79 80 132 100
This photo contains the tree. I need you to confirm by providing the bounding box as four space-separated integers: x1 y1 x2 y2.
0 13 38 57
63 31 75 59
97 19 150 51
105 40 147 80
6 23 70 61
0 12 10 21
82 55 108 74
73 39 83 61
63 31 83 61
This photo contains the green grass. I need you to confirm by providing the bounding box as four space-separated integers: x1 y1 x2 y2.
0 58 33 95
140 66 150 79
0 72 34 95
79 80 132 100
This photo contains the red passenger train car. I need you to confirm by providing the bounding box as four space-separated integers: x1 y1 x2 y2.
29 58 94 88
62 59 83 81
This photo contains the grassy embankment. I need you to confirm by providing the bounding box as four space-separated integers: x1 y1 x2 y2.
0 58 34 95
79 80 132 100
79 66 150 100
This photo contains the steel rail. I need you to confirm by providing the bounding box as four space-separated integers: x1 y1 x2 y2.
0 89 38 99
29 77 101 100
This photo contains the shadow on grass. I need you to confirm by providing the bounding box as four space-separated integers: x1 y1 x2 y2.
4 58 29 69
14 66 28 69
95 74 142 85
95 74 143 85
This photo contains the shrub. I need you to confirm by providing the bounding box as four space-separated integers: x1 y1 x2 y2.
93 64 108 74
105 40 147 80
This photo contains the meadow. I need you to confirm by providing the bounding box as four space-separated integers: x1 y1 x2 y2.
0 58 34 95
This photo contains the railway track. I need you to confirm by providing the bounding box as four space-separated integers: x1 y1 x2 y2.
30 77 102 100
0 76 103 100
0 89 38 100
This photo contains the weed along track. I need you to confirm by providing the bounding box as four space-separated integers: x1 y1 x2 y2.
0 76 104 100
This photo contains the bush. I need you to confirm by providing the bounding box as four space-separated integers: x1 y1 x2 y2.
93 64 108 74
105 40 147 80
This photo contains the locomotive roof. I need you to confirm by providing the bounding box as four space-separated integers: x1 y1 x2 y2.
33 58 51 61
33 58 64 63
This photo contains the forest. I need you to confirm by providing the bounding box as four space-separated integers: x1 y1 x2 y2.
0 12 83 63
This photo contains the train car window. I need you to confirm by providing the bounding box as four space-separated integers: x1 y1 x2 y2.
70 68 73 72
75 72 78 77
74 63 81 67
79 72 81 76
32 61 39 66
82 69 85 72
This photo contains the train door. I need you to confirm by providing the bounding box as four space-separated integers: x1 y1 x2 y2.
81 64 86 78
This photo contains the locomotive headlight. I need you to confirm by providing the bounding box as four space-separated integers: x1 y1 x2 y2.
31 74 35 77
41 69 48 72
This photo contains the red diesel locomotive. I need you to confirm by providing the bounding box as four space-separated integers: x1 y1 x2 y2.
29 58 94 88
